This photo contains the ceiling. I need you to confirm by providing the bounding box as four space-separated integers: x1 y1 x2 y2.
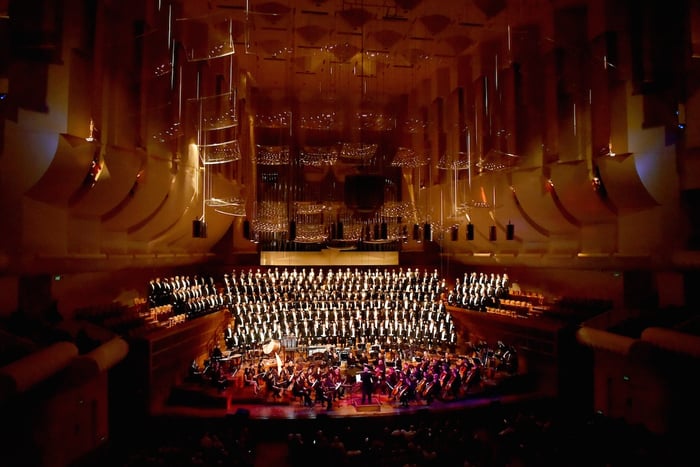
177 0 542 102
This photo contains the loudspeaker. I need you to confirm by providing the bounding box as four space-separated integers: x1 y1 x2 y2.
289 220 296 241
373 223 380 240
192 219 207 238
380 221 388 239
450 225 459 241
413 223 421 241
423 222 432 242
466 223 475 240
242 219 250 239
489 225 497 241
337 221 344 239
345 175 384 213
506 222 515 240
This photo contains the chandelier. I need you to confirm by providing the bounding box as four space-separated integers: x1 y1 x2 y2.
299 146 339 167
299 112 337 131
293 223 328 243
253 201 288 233
254 145 290 165
294 201 327 215
379 200 416 219
391 147 428 168
437 152 472 170
254 111 292 129
290 202 329 243
476 149 520 172
339 142 378 161
357 110 396 131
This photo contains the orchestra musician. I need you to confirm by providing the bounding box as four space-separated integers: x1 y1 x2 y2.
292 371 313 407
397 376 415 408
224 324 234 349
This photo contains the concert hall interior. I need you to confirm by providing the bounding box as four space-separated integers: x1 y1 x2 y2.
1 0 700 466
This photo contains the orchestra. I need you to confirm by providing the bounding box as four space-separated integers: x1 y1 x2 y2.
164 266 517 409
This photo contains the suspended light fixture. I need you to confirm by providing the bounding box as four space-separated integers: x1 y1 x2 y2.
299 146 339 166
254 145 290 165
391 147 428 168
339 142 378 161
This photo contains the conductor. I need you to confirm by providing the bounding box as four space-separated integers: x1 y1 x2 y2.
360 365 375 404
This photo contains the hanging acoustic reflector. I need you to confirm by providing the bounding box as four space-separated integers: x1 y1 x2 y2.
506 222 515 240
489 225 497 241
466 223 475 240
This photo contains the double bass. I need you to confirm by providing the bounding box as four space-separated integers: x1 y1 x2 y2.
415 377 427 396
391 378 404 400
421 379 436 399
440 370 456 400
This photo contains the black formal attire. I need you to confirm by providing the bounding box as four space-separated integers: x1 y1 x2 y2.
360 368 374 404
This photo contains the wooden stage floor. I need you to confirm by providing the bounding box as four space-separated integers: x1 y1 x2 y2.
156 367 541 421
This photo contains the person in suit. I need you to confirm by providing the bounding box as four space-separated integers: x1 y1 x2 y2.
224 324 234 349
360 365 375 404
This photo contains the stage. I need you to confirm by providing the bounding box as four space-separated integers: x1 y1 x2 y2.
158 362 538 421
